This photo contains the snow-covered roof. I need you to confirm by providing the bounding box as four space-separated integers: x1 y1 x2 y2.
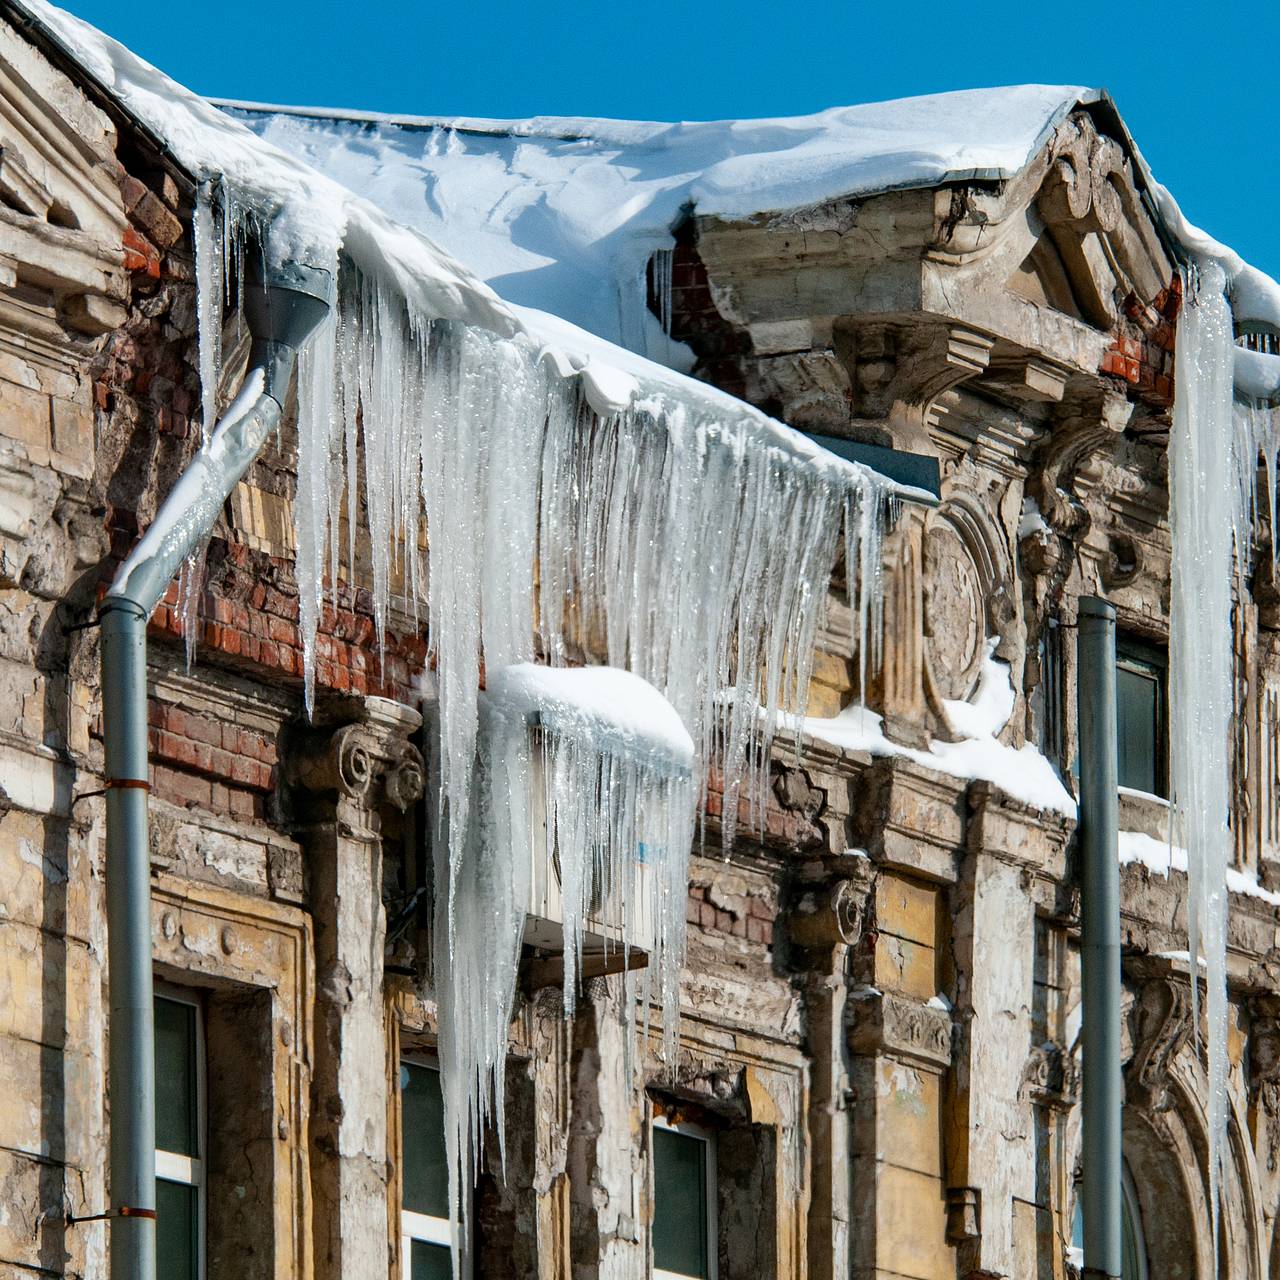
219 87 1097 358
220 86 1280 399
18 0 930 483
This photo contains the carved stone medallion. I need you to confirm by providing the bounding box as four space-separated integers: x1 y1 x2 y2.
923 520 984 701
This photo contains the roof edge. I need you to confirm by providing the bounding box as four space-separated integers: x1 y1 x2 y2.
2 0 197 194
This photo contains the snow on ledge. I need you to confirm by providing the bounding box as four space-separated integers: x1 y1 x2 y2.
1118 830 1280 907
791 652 1077 817
483 664 694 771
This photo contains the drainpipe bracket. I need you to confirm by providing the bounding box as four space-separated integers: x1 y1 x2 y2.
67 1206 159 1225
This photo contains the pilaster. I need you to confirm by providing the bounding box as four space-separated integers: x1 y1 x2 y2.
286 695 424 1280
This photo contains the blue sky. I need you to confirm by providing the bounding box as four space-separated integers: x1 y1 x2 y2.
61 0 1279 280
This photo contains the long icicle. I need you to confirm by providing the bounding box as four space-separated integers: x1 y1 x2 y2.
1168 261 1236 1263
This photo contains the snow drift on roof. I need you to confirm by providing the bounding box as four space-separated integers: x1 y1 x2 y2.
222 86 1094 358
16 0 516 334
17 0 916 477
226 86 1280 400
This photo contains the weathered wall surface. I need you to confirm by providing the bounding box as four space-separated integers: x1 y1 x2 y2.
4 22 1280 1280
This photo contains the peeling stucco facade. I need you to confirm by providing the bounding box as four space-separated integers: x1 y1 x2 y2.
3 17 1280 1280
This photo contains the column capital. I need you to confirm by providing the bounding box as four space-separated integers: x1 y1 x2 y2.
285 694 425 813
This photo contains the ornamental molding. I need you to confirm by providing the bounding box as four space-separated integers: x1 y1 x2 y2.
1027 388 1134 538
789 873 872 951
0 21 129 333
1126 963 1195 1113
285 694 424 816
1021 1039 1078 1112
846 987 953 1070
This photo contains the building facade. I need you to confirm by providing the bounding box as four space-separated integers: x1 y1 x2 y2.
2 9 1280 1280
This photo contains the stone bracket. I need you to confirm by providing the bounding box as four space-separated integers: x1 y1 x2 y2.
1021 1039 1078 1112
846 987 953 1070
1029 388 1133 535
1125 955 1194 1112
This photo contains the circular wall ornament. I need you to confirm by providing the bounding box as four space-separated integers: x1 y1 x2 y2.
923 520 985 702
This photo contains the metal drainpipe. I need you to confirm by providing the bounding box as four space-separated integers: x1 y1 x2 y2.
1077 596 1122 1280
98 254 332 1280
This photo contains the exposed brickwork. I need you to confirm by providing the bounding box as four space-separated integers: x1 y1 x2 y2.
91 533 430 813
702 765 827 851
685 881 775 945
647 222 751 398
92 159 200 471
1099 275 1180 410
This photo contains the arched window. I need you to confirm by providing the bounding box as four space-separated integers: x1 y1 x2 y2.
1070 1166 1148 1280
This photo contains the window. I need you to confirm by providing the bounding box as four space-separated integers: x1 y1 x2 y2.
1036 617 1065 770
400 1058 454 1280
154 990 205 1280
1070 1167 1148 1280
1115 635 1167 798
652 1115 717 1280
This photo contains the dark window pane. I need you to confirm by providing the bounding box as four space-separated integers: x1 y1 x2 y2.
1116 659 1161 796
401 1061 449 1218
156 1177 198 1280
410 1238 453 1280
1115 634 1168 799
154 997 198 1156
653 1127 709 1277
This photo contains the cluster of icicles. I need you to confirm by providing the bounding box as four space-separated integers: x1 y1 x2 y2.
186 195 893 1245
1170 260 1280 1258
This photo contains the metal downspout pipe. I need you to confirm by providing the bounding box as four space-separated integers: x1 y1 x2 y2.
99 255 333 1280
1077 596 1122 1280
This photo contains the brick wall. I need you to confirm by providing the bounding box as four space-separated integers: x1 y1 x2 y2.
686 880 776 945
91 535 429 814
1099 275 1180 410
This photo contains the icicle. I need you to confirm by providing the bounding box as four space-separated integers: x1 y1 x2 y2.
175 534 210 670
655 247 674 336
294 290 339 714
193 180 223 444
1168 261 1237 1262
283 258 892 1269
648 246 675 364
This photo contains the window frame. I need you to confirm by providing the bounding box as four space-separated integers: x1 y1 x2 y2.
398 1052 465 1280
1114 631 1168 800
154 982 207 1280
651 1113 719 1280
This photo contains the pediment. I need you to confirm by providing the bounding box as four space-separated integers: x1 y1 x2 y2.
1008 232 1087 322
1003 112 1173 330
0 21 127 334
